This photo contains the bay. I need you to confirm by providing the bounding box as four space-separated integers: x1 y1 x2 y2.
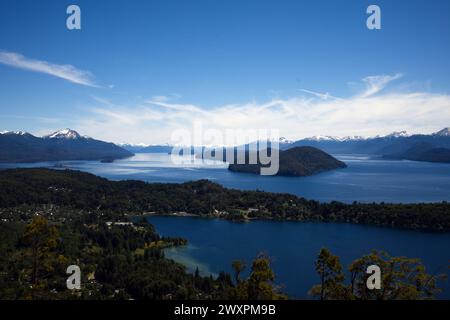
149 215 450 299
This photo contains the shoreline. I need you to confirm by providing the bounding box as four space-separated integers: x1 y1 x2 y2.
135 212 450 234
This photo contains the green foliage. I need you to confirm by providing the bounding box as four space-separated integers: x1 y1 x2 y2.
310 248 348 300
311 248 445 300
230 254 287 300
0 210 288 300
232 260 246 284
1 168 450 231
348 251 445 300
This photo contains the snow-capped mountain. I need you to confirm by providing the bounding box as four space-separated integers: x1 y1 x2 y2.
287 128 450 155
304 135 367 142
433 128 450 137
0 130 32 136
0 129 133 163
338 136 367 141
304 135 338 141
279 137 294 144
304 131 413 142
44 128 83 140
384 131 410 138
119 143 150 148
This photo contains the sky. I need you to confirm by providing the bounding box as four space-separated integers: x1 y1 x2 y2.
1 0 450 144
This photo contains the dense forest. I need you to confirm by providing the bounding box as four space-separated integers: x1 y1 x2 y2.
1 168 450 232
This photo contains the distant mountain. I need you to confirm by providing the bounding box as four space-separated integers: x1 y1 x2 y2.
433 128 450 137
384 142 450 163
138 144 174 154
43 128 83 139
384 130 410 138
228 146 347 176
120 137 294 155
284 128 450 156
119 143 150 153
0 129 133 163
118 143 175 154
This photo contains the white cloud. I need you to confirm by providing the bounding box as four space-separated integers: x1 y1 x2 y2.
0 50 97 87
297 89 343 101
360 73 403 98
70 74 450 145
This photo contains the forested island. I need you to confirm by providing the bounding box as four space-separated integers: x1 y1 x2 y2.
228 146 347 176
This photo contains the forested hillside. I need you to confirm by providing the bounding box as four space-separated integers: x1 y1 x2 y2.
1 168 450 231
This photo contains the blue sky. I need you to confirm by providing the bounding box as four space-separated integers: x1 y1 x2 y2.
1 0 450 144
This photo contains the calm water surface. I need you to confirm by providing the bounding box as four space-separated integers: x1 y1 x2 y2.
149 216 450 299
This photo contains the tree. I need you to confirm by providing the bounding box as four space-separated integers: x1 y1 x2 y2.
310 248 445 300
22 216 59 286
246 254 286 300
348 251 444 300
231 260 246 284
309 248 347 300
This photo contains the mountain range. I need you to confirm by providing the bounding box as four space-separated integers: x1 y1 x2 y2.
0 129 133 163
171 128 450 164
2 127 450 164
282 128 450 156
121 128 450 156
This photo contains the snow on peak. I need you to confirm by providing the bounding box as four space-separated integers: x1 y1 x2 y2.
279 137 294 144
305 135 340 141
119 143 149 147
303 135 367 142
0 130 30 136
433 128 450 136
338 135 367 141
45 128 81 139
385 131 410 138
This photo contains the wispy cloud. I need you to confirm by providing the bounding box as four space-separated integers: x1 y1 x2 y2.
298 88 343 101
360 73 403 98
0 50 97 87
70 74 450 144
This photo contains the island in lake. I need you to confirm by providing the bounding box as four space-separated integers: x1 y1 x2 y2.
228 146 347 176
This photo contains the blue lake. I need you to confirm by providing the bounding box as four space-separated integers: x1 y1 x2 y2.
148 216 450 299
2 153 450 298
